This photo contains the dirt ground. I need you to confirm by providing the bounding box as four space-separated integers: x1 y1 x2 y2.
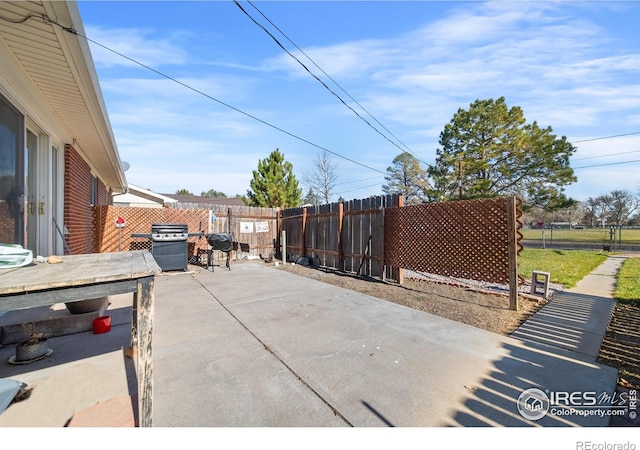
272 260 640 393
597 302 640 390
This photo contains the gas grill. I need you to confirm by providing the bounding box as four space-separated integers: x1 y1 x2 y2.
132 223 203 271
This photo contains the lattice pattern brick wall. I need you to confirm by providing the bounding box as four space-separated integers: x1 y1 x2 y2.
384 197 523 284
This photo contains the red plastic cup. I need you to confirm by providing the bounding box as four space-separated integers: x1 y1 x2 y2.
93 316 111 334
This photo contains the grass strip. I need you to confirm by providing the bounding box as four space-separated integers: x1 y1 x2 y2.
518 248 608 288
614 258 640 305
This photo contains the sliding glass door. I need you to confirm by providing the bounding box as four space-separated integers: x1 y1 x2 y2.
0 93 25 246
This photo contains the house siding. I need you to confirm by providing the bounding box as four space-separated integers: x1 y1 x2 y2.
64 144 112 254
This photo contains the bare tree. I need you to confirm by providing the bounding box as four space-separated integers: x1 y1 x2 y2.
585 195 611 228
556 203 586 227
302 151 338 205
607 189 639 228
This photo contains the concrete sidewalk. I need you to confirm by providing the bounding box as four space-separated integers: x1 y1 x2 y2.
0 258 624 427
511 256 625 359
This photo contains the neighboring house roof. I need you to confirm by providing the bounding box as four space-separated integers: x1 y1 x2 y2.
0 1 126 193
113 184 178 208
162 194 247 207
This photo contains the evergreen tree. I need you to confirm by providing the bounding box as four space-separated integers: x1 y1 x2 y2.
247 148 302 208
382 152 432 205
303 187 320 206
175 188 193 195
201 189 227 198
429 97 577 208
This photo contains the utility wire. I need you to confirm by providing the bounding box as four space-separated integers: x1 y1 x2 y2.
243 0 424 164
573 159 640 169
0 13 42 24
12 12 387 176
334 176 384 186
234 0 423 163
573 149 640 161
340 182 384 194
571 131 640 144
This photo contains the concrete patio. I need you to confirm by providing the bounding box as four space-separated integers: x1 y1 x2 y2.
0 259 624 427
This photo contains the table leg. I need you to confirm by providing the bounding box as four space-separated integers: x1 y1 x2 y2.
134 276 154 427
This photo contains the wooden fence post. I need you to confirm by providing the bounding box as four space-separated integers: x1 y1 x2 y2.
507 196 519 311
276 209 281 259
302 207 307 257
396 194 404 285
379 201 385 280
338 202 344 272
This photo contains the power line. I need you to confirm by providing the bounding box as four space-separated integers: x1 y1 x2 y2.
339 182 384 195
573 149 640 161
573 159 640 170
243 0 423 164
334 176 383 186
234 0 425 164
16 12 387 176
571 131 640 144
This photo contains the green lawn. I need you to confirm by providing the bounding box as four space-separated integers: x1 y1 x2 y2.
521 227 640 244
614 258 640 304
518 248 608 288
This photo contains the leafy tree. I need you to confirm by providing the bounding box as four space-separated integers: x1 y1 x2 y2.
247 148 302 208
175 188 193 195
302 151 337 205
382 152 432 205
201 189 227 198
429 97 577 208
235 194 248 205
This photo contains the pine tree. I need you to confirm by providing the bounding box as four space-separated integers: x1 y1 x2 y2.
429 97 577 208
247 149 302 208
382 152 431 205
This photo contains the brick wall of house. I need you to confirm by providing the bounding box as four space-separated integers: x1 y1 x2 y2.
64 144 112 254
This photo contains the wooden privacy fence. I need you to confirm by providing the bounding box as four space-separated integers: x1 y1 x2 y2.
280 195 524 309
279 194 402 277
94 204 278 261
169 203 278 259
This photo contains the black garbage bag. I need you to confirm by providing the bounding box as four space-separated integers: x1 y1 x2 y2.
206 233 233 252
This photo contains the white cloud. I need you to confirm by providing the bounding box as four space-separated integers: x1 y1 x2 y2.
85 25 189 68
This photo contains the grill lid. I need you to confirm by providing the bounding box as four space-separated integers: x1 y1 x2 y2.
151 223 188 233
151 223 189 241
206 233 233 252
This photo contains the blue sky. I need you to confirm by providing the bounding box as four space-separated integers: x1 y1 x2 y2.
77 0 640 203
